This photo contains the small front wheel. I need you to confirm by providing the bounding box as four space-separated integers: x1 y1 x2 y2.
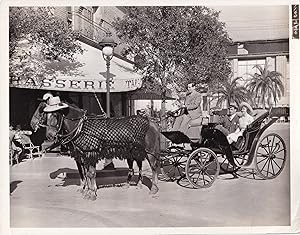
185 148 220 188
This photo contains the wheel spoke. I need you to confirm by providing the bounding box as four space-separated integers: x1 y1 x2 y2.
195 158 203 168
257 154 269 164
162 161 175 168
272 158 282 169
203 170 215 180
270 135 276 152
202 152 209 165
266 136 272 153
266 158 271 177
258 156 270 171
270 158 276 176
273 148 284 155
204 160 215 168
176 166 185 177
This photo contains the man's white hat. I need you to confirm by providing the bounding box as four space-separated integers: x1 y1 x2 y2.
43 92 53 101
43 96 68 112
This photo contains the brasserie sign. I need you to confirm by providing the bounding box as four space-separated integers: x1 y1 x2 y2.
9 76 142 93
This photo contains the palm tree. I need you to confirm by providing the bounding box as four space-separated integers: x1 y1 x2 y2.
246 63 284 109
210 76 251 108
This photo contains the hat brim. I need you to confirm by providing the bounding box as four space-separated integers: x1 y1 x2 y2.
240 102 253 115
44 103 69 112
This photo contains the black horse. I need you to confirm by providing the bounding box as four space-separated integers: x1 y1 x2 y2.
31 102 161 200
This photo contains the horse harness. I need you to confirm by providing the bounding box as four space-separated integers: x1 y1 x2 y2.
50 110 151 165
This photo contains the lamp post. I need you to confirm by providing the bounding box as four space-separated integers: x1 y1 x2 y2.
99 33 117 118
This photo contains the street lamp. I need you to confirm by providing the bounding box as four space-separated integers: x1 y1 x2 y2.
99 33 117 118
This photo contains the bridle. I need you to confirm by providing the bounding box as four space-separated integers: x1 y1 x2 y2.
46 107 88 146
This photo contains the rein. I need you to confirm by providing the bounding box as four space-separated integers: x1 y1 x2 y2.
57 116 85 145
54 109 87 146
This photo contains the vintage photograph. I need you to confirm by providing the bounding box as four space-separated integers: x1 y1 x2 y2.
3 1 297 233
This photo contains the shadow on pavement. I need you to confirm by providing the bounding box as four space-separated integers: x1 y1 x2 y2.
49 168 152 190
236 168 265 180
10 180 23 194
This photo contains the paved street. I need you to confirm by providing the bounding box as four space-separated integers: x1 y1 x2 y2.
10 123 290 228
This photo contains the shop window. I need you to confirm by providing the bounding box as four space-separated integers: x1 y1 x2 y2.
237 59 266 83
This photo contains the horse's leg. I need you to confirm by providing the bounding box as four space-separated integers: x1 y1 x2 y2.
82 165 91 199
126 158 134 188
147 153 159 195
75 158 86 193
85 164 97 200
136 160 143 189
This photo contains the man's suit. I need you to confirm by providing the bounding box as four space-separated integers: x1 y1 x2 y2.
216 113 239 136
173 90 202 135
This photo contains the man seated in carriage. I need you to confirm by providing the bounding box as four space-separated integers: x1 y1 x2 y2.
215 102 240 136
172 82 203 138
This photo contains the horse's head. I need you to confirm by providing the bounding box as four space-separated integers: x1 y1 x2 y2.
43 98 86 142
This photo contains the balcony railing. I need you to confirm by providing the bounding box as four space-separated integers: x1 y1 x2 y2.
70 10 128 59
72 11 113 44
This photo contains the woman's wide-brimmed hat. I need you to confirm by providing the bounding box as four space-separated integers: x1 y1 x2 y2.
44 96 68 112
240 102 253 115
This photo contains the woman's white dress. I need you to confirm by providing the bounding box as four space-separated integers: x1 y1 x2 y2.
227 113 254 144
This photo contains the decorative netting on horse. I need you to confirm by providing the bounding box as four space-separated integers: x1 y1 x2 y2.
72 115 150 164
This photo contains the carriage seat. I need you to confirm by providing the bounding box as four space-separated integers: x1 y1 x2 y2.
186 116 209 142
231 110 269 153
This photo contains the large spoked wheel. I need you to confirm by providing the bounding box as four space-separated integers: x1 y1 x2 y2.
254 133 286 179
160 148 188 181
185 148 220 188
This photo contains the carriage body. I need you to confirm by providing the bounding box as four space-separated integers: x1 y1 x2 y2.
160 107 289 188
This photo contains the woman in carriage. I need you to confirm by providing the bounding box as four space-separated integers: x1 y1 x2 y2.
227 102 254 144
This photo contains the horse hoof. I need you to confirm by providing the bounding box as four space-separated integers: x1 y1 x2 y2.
136 182 143 189
77 187 84 193
89 194 97 201
80 188 86 194
149 185 159 195
124 183 130 189
83 190 91 199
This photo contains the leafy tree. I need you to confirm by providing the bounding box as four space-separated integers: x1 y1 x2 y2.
246 63 284 108
211 76 251 108
9 7 83 86
113 6 232 95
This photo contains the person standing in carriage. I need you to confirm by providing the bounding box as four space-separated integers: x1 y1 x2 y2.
215 102 240 136
172 82 202 136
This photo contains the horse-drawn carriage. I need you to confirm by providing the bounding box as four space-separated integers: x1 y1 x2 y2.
30 96 289 199
159 106 289 188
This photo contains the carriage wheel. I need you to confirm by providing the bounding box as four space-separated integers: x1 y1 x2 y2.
254 133 286 179
185 148 220 188
160 149 187 181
